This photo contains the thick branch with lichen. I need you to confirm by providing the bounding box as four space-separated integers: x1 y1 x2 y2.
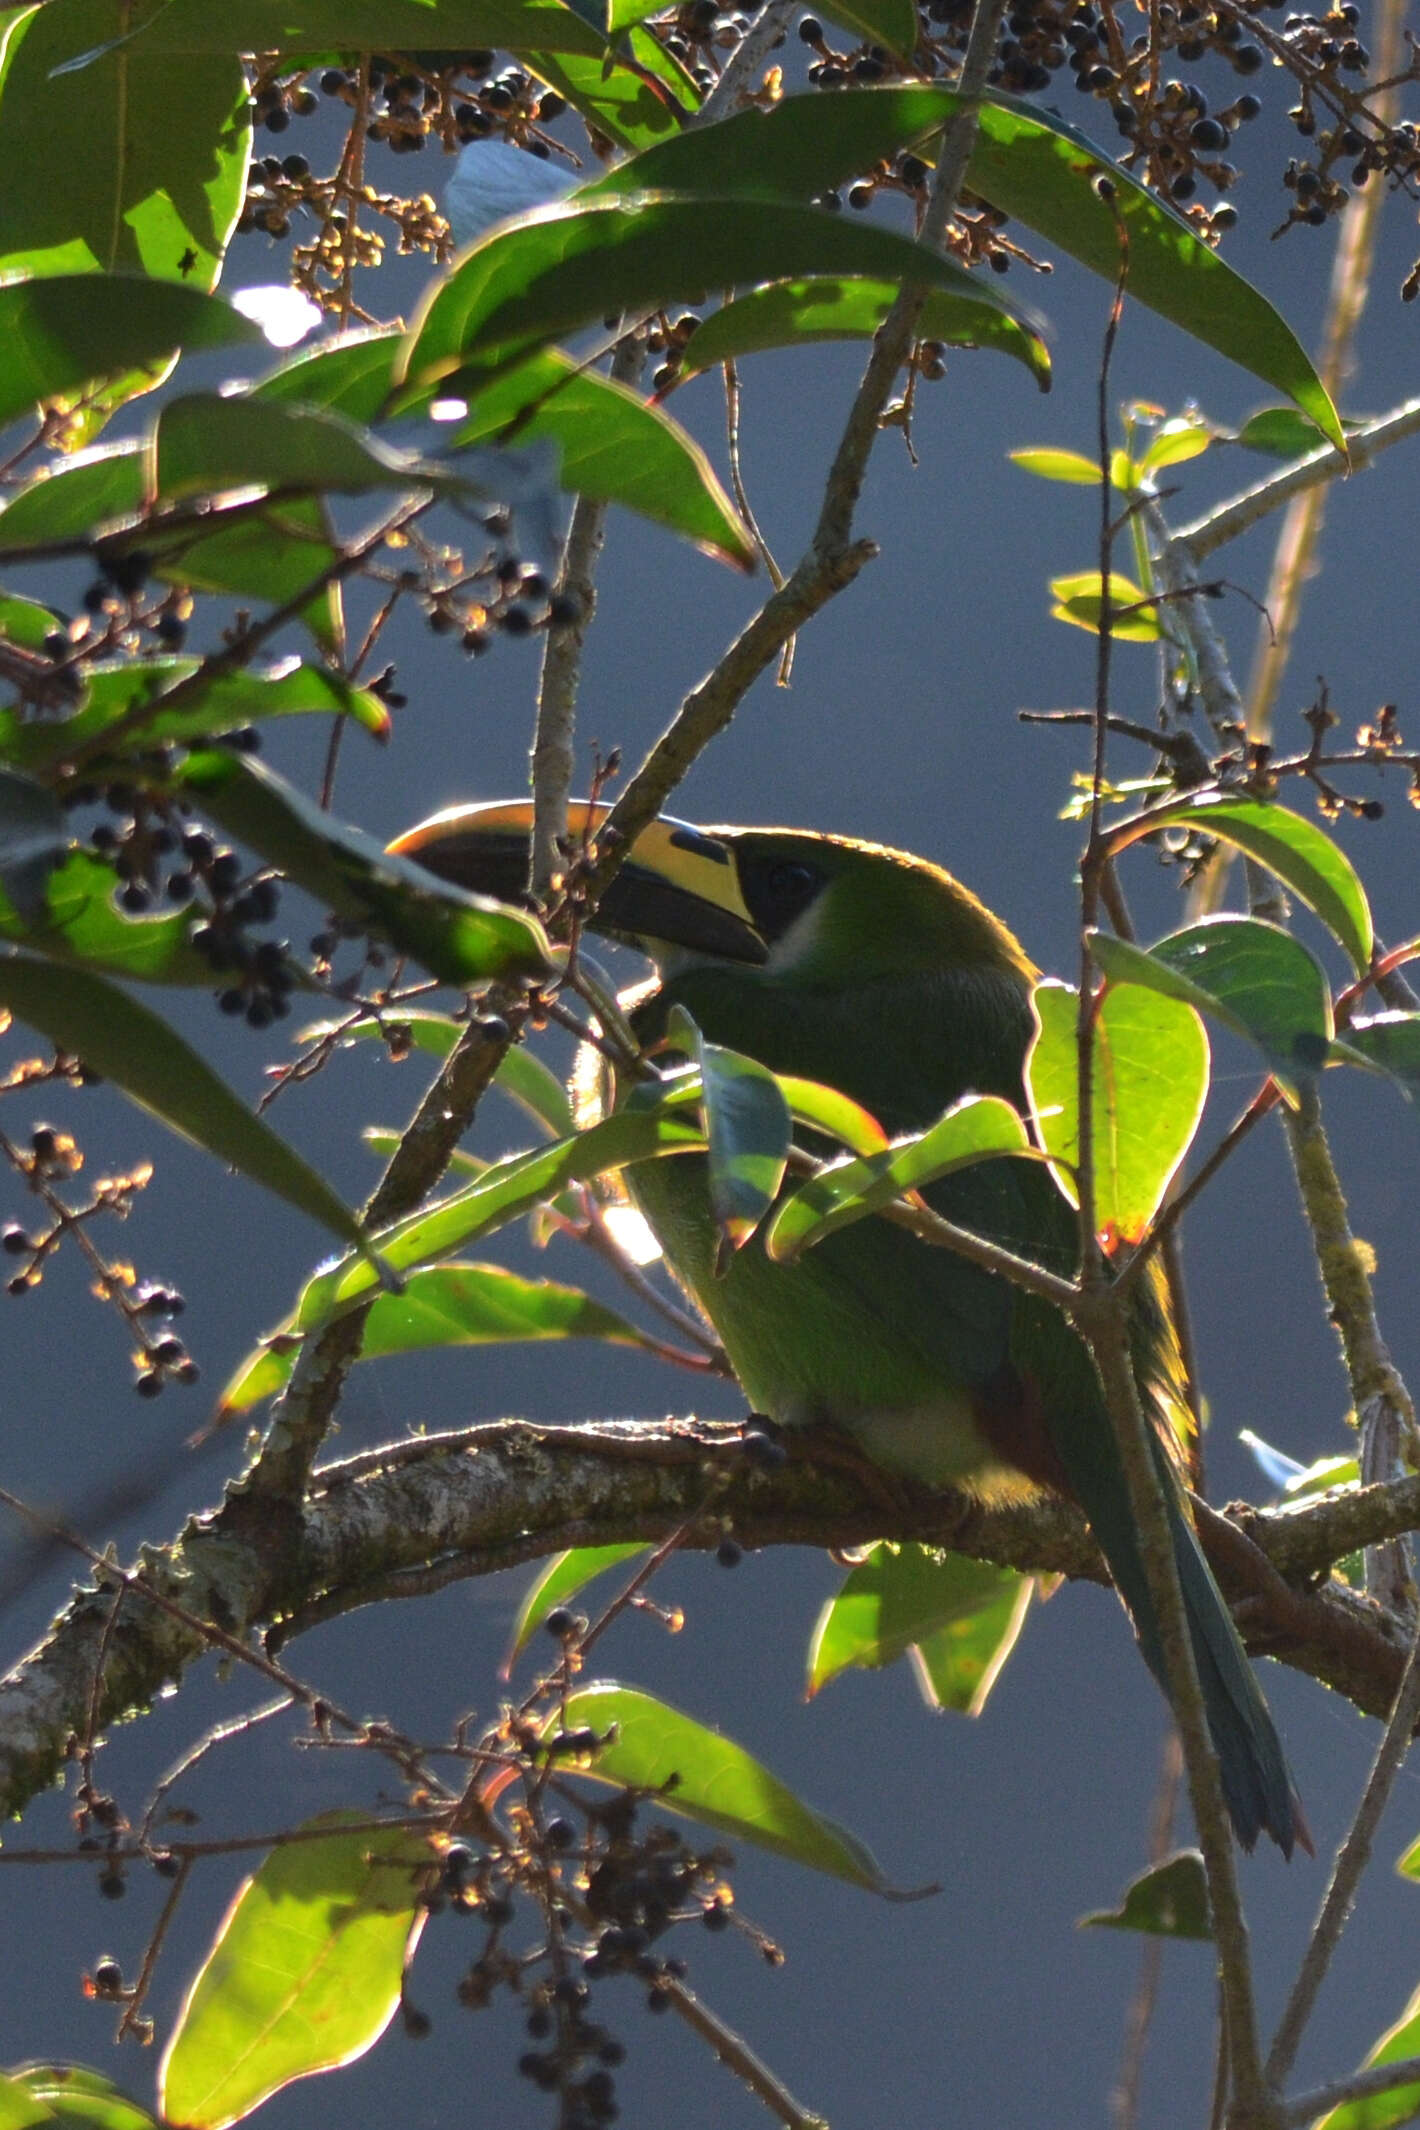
1 1419 1416 1824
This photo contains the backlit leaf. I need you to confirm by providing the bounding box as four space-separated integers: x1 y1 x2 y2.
808 1543 1031 1715
1080 1850 1212 1940
507 1544 649 1666
1158 796 1373 973
0 277 260 436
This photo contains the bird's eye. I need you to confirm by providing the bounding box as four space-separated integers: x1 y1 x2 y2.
767 861 818 904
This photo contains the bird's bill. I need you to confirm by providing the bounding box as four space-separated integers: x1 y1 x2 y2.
388 799 768 965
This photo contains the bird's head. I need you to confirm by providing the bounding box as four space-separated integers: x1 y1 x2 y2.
387 800 1036 990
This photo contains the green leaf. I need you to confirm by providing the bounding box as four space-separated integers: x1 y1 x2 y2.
1158 796 1373 973
294 1104 706 1331
1048 569 1160 641
1232 405 1332 459
587 87 1340 442
1309 1964 1420 2128
0 2 249 287
299 1011 576 1137
764 1093 1030 1263
507 1544 650 1666
159 1814 428 2130
1010 446 1100 483
1026 978 1208 1248
0 659 388 776
105 0 610 56
815 0 916 59
555 1682 890 1890
0 2070 56 2130
807 1543 1031 1715
6 2065 155 2130
450 347 752 565
775 1073 889 1155
213 1263 663 1423
1089 918 1332 1099
1139 413 1213 473
1335 1013 1420 1105
0 849 205 983
0 277 261 436
667 1005 790 1262
146 495 346 655
528 29 699 153
248 329 405 421
181 750 556 989
0 592 63 650
398 195 1042 395
679 276 1051 390
0 439 145 554
0 956 379 1258
1079 1850 1213 1940
150 392 478 504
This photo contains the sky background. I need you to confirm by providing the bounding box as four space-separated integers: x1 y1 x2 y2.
4 49 1420 2130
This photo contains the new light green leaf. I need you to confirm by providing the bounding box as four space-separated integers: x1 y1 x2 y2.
398 195 1042 394
213 1263 665 1422
507 1544 649 1666
0 278 260 436
1026 978 1208 1248
6 2065 155 2130
1010 446 1099 483
1159 796 1373 973
679 276 1051 390
808 1543 1031 1715
1080 1850 1212 1940
556 1682 889 1890
0 2071 55 2130
1089 918 1331 1100
0 2 248 286
1049 569 1160 641
584 87 1339 441
764 1093 1030 1263
1310 1944 1420 2129
0 956 378 1258
296 1105 706 1331
159 1815 428 2130
181 750 555 990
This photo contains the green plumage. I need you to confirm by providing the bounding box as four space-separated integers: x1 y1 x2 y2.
397 807 1301 1856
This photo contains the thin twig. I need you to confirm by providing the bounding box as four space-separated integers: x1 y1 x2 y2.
1281 2052 1420 2126
1172 396 1420 564
1267 1597 1420 2089
665 1978 828 2130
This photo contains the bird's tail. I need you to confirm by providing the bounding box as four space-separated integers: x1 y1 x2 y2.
1098 1445 1305 1858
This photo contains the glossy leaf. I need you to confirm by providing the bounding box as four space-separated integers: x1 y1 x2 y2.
668 1006 790 1261
1159 796 1373 973
1311 1969 1420 2129
556 1682 889 1890
181 750 556 990
764 1093 1030 1263
399 195 1040 394
0 956 379 1257
110 0 609 55
527 30 698 152
0 849 205 983
1049 569 1160 641
506 1544 649 1666
0 438 145 553
159 1815 428 2130
213 1262 661 1423
1026 978 1208 1248
151 392 474 504
1233 405 1333 459
5 2065 155 2130
0 659 388 775
808 1543 1031 1715
450 347 752 565
582 87 1340 440
0 277 261 436
0 2 248 286
776 1074 889 1156
295 1105 705 1331
1336 1012 1420 1104
1089 918 1331 1099
1010 446 1100 483
1080 1850 1212 1940
678 276 1051 391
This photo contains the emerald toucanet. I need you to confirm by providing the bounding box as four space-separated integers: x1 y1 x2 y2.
390 800 1302 1856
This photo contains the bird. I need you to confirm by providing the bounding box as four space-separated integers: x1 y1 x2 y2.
389 798 1303 1856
